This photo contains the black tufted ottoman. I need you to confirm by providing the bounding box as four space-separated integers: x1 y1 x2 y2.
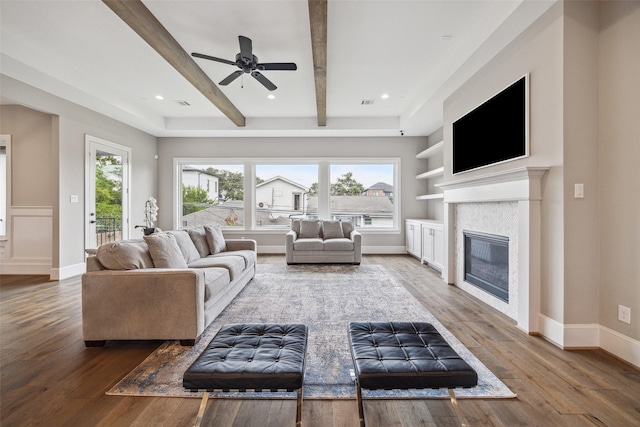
348 321 478 427
183 323 308 427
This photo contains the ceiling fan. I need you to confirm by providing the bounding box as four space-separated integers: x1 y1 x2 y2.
192 35 297 91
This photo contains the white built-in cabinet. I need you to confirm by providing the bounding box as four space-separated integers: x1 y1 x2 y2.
405 219 443 272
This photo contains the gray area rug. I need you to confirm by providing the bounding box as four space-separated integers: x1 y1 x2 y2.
107 264 516 399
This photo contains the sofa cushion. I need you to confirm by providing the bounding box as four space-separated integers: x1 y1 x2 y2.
188 255 245 281
200 267 231 301
341 221 355 237
167 230 201 264
187 226 211 257
96 239 154 270
293 238 324 251
322 220 344 239
210 249 256 269
300 219 321 238
144 232 189 269
323 238 354 251
205 225 227 254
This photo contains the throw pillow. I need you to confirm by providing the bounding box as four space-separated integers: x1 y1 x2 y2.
341 221 354 237
187 226 210 257
96 239 154 270
291 219 301 235
144 232 188 269
167 230 201 264
322 220 344 239
205 225 227 254
299 219 320 238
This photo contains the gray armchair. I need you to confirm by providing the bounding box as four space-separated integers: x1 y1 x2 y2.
285 219 361 264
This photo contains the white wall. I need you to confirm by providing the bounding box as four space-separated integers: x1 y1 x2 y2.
157 136 429 252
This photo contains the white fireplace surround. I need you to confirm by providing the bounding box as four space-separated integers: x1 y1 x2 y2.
437 166 549 334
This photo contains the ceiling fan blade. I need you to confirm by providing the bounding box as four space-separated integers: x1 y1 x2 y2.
191 52 236 66
238 35 252 62
257 62 297 71
251 71 277 91
219 70 244 86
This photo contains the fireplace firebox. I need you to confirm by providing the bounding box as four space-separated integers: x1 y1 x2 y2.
463 230 509 302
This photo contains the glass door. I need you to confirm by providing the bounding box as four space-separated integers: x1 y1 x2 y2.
85 136 130 249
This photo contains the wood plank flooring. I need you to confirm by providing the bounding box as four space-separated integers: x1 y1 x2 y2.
2 255 639 426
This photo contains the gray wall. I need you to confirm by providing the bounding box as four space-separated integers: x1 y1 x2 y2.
443 1 640 342
157 136 430 251
598 1 640 339
443 3 567 324
0 75 157 274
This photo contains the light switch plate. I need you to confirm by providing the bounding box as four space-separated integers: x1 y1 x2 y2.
574 184 584 199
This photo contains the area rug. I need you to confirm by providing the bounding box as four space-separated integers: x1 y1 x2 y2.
107 264 516 400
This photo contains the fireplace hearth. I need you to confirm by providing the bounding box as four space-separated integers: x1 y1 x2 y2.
464 230 509 302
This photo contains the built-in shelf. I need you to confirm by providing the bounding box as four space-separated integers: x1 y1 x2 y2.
416 140 444 201
416 193 444 201
416 167 444 180
416 140 444 159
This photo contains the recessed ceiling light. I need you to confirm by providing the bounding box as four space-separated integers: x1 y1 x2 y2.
381 93 389 100
155 95 164 100
267 94 275 100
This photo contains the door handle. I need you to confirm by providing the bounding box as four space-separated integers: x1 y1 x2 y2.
90 220 96 224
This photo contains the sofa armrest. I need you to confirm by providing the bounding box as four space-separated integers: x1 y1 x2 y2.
82 268 206 341
225 239 257 252
285 230 297 264
351 230 362 263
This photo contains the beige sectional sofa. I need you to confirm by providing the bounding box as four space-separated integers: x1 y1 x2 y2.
285 219 361 264
82 225 256 346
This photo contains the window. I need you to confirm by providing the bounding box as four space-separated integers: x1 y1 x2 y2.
329 163 395 228
254 164 318 229
176 158 399 231
180 164 244 228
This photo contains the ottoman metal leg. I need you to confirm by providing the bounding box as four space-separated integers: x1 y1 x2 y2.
296 387 304 427
355 378 365 427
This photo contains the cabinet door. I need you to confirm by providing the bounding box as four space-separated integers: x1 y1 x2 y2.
422 226 434 263
406 221 421 258
432 228 444 270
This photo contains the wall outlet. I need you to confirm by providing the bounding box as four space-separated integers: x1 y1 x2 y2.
618 305 631 324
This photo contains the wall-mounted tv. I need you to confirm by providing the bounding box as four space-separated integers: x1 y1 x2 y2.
453 75 528 174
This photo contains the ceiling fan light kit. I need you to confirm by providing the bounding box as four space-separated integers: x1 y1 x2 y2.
192 35 297 91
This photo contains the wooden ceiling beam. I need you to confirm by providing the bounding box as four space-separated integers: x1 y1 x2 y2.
103 0 245 127
308 0 327 127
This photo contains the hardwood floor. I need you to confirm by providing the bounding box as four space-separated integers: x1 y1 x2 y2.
2 255 639 426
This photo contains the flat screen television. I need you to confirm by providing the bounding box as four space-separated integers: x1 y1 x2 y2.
452 75 528 174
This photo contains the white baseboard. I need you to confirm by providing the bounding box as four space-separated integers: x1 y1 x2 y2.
599 325 640 369
0 262 51 275
537 314 565 347
50 262 86 281
563 323 600 348
537 314 639 369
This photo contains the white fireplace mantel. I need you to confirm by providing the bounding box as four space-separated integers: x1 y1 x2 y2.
436 166 549 203
437 166 549 334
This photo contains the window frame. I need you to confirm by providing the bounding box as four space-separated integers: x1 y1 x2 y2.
174 157 401 233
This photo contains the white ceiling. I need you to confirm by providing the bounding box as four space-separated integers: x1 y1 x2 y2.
0 0 556 138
